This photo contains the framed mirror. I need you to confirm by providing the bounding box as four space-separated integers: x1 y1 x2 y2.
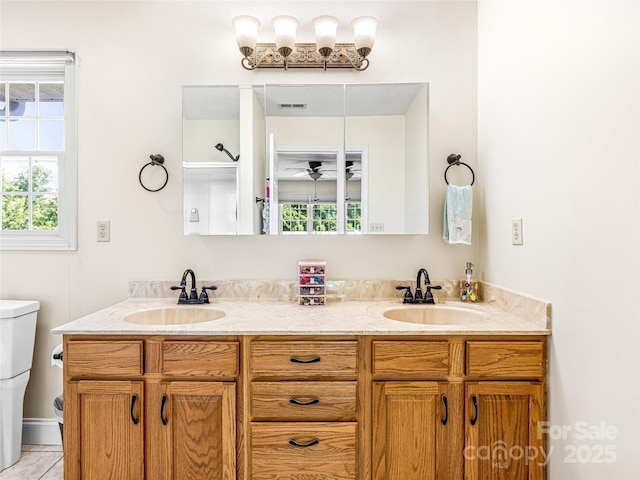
182 83 428 235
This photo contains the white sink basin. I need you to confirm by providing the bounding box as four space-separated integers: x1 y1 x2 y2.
123 307 226 325
382 305 486 325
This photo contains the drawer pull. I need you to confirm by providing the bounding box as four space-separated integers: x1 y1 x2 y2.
289 397 320 406
441 394 448 426
130 394 139 425
288 438 320 448
470 394 478 426
290 356 321 364
160 394 168 425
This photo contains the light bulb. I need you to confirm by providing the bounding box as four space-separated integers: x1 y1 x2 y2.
312 16 339 57
232 16 261 57
272 15 299 57
351 16 378 57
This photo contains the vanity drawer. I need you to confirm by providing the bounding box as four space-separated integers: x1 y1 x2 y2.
466 341 545 378
250 341 357 379
66 340 143 377
372 340 450 377
162 341 238 377
251 381 357 421
250 422 357 480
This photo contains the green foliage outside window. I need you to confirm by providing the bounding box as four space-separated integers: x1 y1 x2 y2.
346 203 362 233
282 203 308 232
281 202 361 234
312 204 337 232
1 164 58 230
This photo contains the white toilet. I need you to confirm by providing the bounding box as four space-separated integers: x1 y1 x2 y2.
0 300 39 471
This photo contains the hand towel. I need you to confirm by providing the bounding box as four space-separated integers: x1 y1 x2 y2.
443 184 473 245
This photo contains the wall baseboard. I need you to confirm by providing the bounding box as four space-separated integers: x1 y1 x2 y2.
22 418 62 445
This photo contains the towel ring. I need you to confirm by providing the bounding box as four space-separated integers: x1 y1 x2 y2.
139 154 169 192
444 153 475 186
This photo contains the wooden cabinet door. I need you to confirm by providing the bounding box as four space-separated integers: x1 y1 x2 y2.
147 381 236 480
465 382 545 480
65 380 144 480
373 382 463 480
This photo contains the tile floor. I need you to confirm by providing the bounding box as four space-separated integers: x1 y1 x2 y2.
0 445 62 480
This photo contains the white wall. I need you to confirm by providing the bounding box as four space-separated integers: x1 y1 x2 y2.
0 1 479 420
404 85 429 233
347 115 407 232
478 1 640 478
183 119 239 163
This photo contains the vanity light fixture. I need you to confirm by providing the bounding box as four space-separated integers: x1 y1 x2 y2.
232 14 378 70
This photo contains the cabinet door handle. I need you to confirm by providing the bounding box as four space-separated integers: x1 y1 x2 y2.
288 438 320 448
289 397 320 406
441 394 448 425
290 356 321 364
160 394 168 425
130 394 140 425
470 394 478 426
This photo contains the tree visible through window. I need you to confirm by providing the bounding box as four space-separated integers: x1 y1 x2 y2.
2 157 59 230
346 202 362 233
282 203 307 232
312 204 337 233
282 202 359 234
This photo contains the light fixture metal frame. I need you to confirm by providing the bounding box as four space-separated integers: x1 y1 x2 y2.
240 42 370 71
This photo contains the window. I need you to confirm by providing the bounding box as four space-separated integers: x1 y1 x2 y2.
346 202 362 233
0 51 77 250
282 203 308 233
281 202 342 234
312 204 337 233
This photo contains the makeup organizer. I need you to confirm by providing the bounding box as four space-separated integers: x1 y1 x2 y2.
298 261 326 305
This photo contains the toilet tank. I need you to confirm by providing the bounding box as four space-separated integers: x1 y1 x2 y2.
0 300 39 380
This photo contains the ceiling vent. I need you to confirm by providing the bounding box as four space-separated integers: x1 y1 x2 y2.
278 103 307 109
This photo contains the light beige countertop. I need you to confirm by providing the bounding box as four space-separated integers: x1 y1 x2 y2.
51 297 550 336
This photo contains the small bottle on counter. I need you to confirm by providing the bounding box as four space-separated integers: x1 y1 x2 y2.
460 262 479 302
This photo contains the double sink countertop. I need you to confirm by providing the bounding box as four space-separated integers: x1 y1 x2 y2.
52 284 551 336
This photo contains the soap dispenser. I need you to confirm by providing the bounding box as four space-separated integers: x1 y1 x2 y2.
460 262 479 302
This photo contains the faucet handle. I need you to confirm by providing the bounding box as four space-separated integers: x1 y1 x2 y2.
170 285 188 301
395 285 414 304
424 285 443 304
198 285 217 303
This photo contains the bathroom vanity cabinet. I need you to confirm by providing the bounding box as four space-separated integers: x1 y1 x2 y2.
371 339 546 480
61 334 547 480
63 338 238 480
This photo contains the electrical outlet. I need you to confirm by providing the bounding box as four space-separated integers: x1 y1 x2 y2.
97 221 110 242
370 223 384 232
512 218 523 245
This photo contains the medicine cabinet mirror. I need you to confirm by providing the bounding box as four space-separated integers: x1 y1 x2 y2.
182 83 428 235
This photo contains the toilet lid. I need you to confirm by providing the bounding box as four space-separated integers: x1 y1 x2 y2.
0 300 40 318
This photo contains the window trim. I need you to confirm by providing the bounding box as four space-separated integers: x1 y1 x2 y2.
0 50 77 250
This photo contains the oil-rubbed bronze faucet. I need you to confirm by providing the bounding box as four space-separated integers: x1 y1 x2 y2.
396 267 442 304
170 269 217 304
